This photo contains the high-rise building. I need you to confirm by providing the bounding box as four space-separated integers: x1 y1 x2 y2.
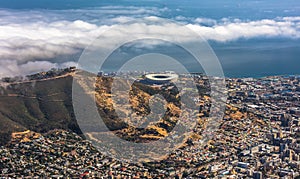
281 114 292 127
253 171 263 179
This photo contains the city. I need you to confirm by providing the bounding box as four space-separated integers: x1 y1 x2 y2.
0 70 299 178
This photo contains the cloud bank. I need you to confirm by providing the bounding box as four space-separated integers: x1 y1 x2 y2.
0 7 299 77
188 17 300 42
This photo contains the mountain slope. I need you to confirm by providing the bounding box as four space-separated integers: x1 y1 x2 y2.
0 71 80 145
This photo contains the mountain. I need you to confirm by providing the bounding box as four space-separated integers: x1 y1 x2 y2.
0 68 192 145
0 68 80 145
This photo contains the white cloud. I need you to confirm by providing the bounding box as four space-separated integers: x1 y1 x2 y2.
194 18 217 26
187 18 300 42
0 7 299 77
281 16 300 21
0 60 78 78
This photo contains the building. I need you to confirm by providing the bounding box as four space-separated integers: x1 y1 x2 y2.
253 171 262 179
144 73 178 84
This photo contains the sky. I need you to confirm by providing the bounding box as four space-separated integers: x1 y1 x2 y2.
0 0 299 77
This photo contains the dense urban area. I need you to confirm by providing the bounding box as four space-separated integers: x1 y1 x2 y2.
0 69 299 178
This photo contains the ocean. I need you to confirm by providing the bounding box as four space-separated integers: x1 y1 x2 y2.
0 0 299 78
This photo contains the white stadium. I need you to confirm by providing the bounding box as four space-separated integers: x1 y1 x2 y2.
145 73 178 84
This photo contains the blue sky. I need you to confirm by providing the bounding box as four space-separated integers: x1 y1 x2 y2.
0 0 299 77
